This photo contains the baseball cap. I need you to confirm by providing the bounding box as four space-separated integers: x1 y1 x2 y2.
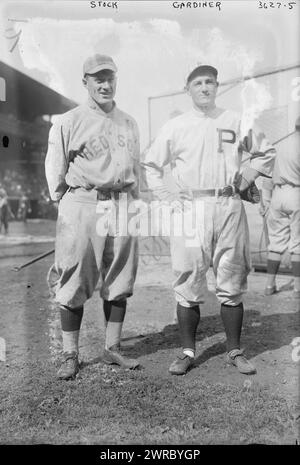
186 65 218 84
83 54 117 76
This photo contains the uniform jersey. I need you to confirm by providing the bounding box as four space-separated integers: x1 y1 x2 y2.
45 97 140 201
272 132 300 186
45 97 140 308
142 106 276 307
142 106 275 197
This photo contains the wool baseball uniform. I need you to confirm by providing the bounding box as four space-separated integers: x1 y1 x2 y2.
267 131 300 256
142 106 275 307
45 97 140 309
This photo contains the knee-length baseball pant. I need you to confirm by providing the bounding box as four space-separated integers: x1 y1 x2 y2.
48 189 139 309
267 185 300 255
170 196 251 307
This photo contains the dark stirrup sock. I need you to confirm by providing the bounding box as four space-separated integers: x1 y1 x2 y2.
291 260 300 278
266 259 281 275
103 300 112 324
104 300 127 349
60 305 84 331
176 303 200 353
103 299 127 323
220 303 244 352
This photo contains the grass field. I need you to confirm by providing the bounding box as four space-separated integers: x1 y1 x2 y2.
0 217 299 445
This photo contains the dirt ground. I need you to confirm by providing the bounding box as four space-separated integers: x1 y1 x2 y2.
0 220 299 445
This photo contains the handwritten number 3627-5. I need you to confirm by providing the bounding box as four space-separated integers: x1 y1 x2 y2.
258 1 296 8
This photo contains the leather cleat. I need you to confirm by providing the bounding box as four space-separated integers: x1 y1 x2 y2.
169 354 193 375
227 348 256 375
102 344 140 369
264 285 277 296
57 352 79 380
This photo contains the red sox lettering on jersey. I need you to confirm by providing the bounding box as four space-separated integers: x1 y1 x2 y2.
46 98 139 202
45 54 142 381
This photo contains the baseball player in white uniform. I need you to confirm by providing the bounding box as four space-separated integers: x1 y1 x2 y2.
264 116 300 297
142 65 275 375
45 54 140 380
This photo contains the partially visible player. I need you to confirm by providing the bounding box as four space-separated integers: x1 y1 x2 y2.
45 54 140 380
142 65 276 376
264 117 300 297
0 187 14 234
17 192 31 223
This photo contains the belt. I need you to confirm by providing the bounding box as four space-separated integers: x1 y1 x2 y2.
68 187 122 201
192 185 237 198
276 183 299 188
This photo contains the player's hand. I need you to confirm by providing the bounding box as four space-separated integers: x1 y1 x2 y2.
178 189 193 201
170 190 193 213
258 205 267 216
234 173 249 192
258 200 270 217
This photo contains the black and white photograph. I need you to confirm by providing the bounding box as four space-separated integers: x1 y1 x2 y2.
0 0 299 450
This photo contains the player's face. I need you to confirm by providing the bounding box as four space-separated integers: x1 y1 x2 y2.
83 70 117 107
187 73 218 109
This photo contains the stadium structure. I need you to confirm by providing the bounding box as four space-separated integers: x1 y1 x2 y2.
0 61 77 217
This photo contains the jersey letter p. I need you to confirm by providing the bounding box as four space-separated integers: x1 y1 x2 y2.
217 129 236 153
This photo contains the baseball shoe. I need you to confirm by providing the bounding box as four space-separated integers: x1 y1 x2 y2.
169 354 193 375
227 349 256 375
102 344 140 369
57 352 79 380
264 285 277 296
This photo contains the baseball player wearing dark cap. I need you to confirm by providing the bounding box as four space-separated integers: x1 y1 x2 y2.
142 64 276 376
46 54 140 379
264 116 300 297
